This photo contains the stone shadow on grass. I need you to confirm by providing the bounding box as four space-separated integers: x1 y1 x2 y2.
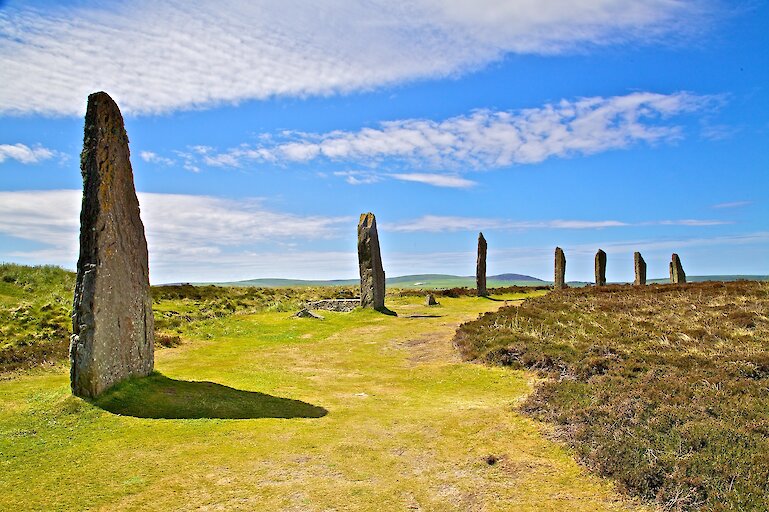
481 296 505 302
92 372 328 420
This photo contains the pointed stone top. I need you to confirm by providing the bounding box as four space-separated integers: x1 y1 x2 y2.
359 212 376 227
86 91 123 120
479 231 485 239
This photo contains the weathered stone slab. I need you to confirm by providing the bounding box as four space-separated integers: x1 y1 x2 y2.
476 232 488 297
425 293 438 306
70 91 154 398
594 249 607 286
358 212 386 310
671 253 686 284
554 247 566 290
307 299 359 312
634 252 647 286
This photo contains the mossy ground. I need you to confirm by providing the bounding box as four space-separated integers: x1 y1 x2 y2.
1 290 648 511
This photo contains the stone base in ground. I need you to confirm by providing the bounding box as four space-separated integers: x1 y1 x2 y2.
307 299 360 312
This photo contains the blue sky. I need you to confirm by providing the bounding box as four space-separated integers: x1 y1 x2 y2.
1 0 767 283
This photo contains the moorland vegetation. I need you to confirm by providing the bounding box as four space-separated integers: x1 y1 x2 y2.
454 281 769 511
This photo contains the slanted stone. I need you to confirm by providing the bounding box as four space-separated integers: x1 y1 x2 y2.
554 247 566 290
425 293 438 306
293 308 324 320
671 253 686 284
476 232 488 297
634 252 647 286
70 91 154 398
358 212 386 310
594 249 607 286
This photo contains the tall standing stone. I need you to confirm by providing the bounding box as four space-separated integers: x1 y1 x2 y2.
554 247 566 290
358 212 386 310
670 253 686 284
70 92 154 398
633 252 647 286
594 249 607 286
476 232 488 297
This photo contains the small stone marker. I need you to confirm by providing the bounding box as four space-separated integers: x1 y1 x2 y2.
425 293 438 306
293 308 324 320
70 91 154 398
634 252 647 286
594 249 607 286
476 232 488 297
554 247 566 290
670 253 686 284
358 212 386 310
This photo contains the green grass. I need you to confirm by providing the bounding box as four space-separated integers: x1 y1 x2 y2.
0 264 75 370
0 288 651 511
453 281 769 511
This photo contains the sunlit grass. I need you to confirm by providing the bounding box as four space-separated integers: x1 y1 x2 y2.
0 288 649 511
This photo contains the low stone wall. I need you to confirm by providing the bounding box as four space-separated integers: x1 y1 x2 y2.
307 299 360 312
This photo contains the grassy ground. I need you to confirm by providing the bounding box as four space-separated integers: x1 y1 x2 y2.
0 289 650 511
453 282 769 511
0 264 75 370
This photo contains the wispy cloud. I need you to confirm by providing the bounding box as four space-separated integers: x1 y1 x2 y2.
0 143 59 164
386 215 728 233
140 151 175 166
712 200 751 209
389 173 476 188
0 190 353 282
199 92 715 171
0 1 716 116
333 170 382 185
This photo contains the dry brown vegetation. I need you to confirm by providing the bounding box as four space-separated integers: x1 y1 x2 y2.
453 281 769 511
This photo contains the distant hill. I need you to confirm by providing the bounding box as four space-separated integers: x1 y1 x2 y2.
174 274 769 289
191 273 544 289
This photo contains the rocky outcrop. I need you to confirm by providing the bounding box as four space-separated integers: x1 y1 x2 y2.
634 252 647 286
70 92 154 398
476 232 488 297
671 253 686 284
595 249 607 286
554 247 566 290
358 213 386 310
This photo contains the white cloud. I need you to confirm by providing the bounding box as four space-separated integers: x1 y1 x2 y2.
386 215 727 233
712 200 751 209
0 143 58 164
333 170 383 185
200 92 714 171
0 190 353 282
655 219 730 226
140 151 175 166
389 173 476 188
0 1 716 116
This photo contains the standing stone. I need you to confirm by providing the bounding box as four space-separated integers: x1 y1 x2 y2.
358 212 386 310
633 252 647 286
594 249 607 286
476 232 488 297
70 91 154 398
554 247 566 290
425 293 438 306
671 253 686 284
